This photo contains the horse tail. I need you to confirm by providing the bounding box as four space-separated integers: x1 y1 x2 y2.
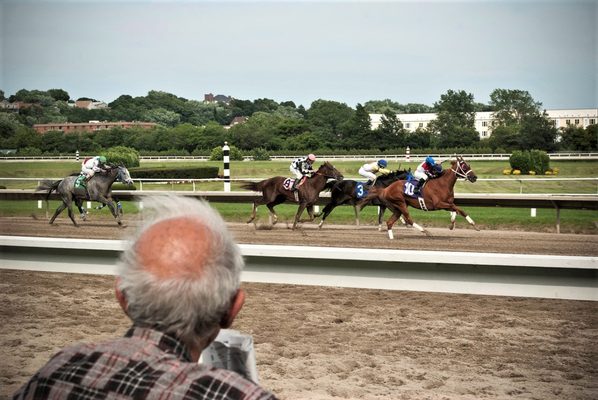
323 179 339 192
361 186 383 207
36 179 61 198
240 181 262 192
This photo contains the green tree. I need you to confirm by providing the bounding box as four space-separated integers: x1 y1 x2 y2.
47 89 70 102
489 89 542 127
341 104 371 149
487 124 519 151
374 109 406 149
559 125 597 151
518 112 558 151
428 90 479 148
306 99 354 147
142 108 181 127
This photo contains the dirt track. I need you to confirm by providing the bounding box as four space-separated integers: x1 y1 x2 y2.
1 216 597 399
1 215 598 256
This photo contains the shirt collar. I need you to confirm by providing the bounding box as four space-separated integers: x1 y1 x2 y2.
124 326 193 362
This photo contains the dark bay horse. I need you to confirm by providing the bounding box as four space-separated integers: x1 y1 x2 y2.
241 161 344 230
317 170 409 229
362 156 478 238
36 165 133 227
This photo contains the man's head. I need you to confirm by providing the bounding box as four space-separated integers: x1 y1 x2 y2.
377 159 387 168
307 153 316 163
99 156 107 164
116 195 244 352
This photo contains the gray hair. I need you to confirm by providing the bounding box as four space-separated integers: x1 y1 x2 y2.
116 195 244 348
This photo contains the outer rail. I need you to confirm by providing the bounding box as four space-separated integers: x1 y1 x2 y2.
1 236 596 301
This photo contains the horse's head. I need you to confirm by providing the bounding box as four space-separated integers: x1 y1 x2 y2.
453 156 477 183
117 165 134 185
317 161 344 181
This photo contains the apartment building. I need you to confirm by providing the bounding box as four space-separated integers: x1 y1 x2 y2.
370 108 597 139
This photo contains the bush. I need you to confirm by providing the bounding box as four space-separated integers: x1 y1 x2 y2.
130 166 219 179
17 147 43 156
509 150 550 175
104 146 140 168
210 145 244 161
251 148 271 161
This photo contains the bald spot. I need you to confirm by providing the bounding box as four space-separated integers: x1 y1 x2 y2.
135 216 214 279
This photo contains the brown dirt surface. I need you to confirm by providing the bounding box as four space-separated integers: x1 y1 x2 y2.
1 216 597 399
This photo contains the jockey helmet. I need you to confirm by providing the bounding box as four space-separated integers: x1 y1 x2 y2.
307 153 316 162
377 159 387 168
425 156 435 165
99 156 107 163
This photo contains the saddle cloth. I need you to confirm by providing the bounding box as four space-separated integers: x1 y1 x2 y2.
355 182 368 199
282 178 295 191
74 174 87 189
403 174 423 198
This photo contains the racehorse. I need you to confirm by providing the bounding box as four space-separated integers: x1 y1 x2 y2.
241 161 344 230
361 156 478 238
316 169 409 229
36 164 133 227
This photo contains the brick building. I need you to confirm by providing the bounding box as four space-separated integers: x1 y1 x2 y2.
33 121 157 134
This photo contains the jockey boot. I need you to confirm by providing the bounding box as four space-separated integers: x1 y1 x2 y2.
414 178 425 195
291 179 299 191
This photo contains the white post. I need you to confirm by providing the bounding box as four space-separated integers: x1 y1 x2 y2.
37 200 42 209
405 146 410 163
87 201 92 209
530 208 537 217
223 142 231 192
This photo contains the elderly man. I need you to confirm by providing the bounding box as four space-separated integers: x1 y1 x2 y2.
14 195 277 400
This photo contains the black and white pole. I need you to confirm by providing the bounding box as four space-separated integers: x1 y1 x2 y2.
405 146 410 163
76 150 79 161
223 142 231 192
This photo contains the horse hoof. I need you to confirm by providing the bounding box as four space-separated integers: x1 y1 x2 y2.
449 224 455 230
474 225 480 231
423 230 432 237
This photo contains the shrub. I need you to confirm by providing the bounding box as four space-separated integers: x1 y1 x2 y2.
210 145 244 161
17 147 43 156
104 146 140 168
502 169 512 175
251 148 271 161
509 150 550 175
512 169 521 175
130 166 219 179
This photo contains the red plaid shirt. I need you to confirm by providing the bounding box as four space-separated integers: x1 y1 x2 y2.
13 326 277 400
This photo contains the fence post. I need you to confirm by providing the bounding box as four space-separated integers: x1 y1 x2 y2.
405 146 410 163
223 142 231 192
75 150 79 161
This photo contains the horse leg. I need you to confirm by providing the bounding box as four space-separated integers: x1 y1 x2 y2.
49 202 67 225
317 202 337 229
292 203 308 230
353 205 360 226
385 212 401 240
451 205 479 231
75 199 87 221
97 196 122 225
65 200 78 227
399 206 431 236
247 202 259 224
303 205 316 222
377 206 387 231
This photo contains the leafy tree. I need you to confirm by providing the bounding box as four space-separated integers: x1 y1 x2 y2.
374 109 406 149
285 132 321 151
142 108 181 127
518 112 558 151
306 99 354 147
405 127 431 149
428 90 478 148
341 103 372 149
47 89 70 102
487 124 519 151
559 125 597 151
104 146 140 167
489 89 542 127
0 90 4 101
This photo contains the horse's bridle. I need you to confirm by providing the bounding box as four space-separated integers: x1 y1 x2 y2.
451 159 473 180
314 170 342 180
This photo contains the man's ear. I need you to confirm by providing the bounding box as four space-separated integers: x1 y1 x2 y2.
221 289 245 328
114 278 128 315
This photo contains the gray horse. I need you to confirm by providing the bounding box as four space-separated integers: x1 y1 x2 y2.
37 165 133 227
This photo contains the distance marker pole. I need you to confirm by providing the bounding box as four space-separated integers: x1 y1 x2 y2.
223 142 231 192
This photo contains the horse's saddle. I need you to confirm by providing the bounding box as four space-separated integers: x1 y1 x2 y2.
355 182 368 199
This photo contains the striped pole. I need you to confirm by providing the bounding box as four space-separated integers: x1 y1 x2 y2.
76 150 79 161
223 142 231 192
405 146 410 163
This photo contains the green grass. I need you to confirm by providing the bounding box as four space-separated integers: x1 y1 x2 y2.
1 159 596 233
2 200 596 234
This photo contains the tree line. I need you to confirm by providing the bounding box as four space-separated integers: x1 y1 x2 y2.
0 88 595 156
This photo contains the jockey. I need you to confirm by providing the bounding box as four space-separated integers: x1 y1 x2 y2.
81 155 108 182
289 153 316 190
413 155 442 194
358 159 391 186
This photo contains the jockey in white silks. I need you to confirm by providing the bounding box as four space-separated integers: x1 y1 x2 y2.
289 153 316 190
81 155 107 181
413 155 442 194
358 159 390 186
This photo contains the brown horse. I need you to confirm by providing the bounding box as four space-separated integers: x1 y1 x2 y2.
361 156 478 238
241 162 344 229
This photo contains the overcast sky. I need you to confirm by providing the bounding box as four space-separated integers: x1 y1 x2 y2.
2 0 596 109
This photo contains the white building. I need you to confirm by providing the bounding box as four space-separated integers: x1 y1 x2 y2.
370 108 597 139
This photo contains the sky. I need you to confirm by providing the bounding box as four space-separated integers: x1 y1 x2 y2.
1 0 596 109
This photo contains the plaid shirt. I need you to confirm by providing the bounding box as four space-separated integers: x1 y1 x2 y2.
13 326 277 400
